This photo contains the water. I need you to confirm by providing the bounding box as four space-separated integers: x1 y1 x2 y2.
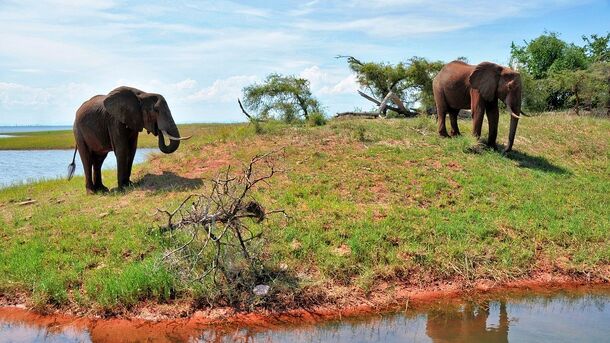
0 126 72 134
0 149 156 188
0 289 608 342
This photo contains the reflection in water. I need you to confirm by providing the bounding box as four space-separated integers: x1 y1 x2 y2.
426 301 508 343
0 289 608 342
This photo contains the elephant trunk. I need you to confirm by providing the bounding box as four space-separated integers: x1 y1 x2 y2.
158 130 180 154
157 113 181 154
506 115 519 153
505 94 522 153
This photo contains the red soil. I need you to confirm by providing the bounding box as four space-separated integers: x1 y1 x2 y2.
0 274 607 343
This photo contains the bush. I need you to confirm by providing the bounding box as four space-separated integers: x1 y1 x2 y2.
308 112 327 126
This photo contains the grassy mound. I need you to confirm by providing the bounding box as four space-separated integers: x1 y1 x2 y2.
0 113 608 313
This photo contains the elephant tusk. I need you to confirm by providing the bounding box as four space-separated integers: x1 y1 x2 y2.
161 130 192 141
510 112 522 119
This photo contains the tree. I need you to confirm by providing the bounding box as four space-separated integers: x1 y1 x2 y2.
549 69 590 115
405 57 444 111
338 55 443 115
547 44 589 74
511 32 567 79
242 74 323 122
582 33 610 63
341 56 410 101
511 31 608 113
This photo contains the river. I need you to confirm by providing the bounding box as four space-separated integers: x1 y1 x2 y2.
0 149 156 189
0 288 608 342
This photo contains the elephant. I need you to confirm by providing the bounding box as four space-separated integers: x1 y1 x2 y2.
68 86 191 194
432 61 524 152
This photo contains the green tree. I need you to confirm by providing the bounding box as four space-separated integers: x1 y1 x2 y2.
341 56 410 101
340 55 443 112
585 62 610 115
242 74 323 122
511 32 567 79
548 44 589 73
511 31 608 113
405 57 444 111
582 33 610 62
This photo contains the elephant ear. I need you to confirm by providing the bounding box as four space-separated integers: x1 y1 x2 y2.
103 87 144 132
469 62 502 102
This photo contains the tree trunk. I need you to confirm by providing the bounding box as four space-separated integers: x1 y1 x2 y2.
336 112 380 118
357 90 419 117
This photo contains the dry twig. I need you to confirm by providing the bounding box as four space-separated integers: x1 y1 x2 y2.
156 149 287 288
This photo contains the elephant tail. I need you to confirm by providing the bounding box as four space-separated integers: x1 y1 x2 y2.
67 146 77 180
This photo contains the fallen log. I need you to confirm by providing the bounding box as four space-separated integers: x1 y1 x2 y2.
357 90 419 117
335 112 380 118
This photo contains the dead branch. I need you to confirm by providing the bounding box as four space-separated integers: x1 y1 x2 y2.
335 55 363 66
238 98 266 123
238 98 252 120
157 149 287 288
356 90 419 117
357 90 382 106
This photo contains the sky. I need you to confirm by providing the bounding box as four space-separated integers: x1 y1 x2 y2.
0 0 608 125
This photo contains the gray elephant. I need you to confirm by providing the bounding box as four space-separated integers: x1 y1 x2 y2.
68 86 190 194
432 61 524 152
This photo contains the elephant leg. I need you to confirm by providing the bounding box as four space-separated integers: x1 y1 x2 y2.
126 134 138 186
92 153 109 193
76 142 95 194
449 109 461 136
471 95 485 139
485 101 499 149
436 103 449 137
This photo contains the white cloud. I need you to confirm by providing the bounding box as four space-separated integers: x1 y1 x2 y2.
299 66 359 95
186 75 258 102
291 0 581 37
320 75 359 95
172 79 198 90
295 16 467 37
0 83 52 107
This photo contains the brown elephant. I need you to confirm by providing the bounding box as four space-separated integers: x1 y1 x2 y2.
68 86 190 194
432 61 523 152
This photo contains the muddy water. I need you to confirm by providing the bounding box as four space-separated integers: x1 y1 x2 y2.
0 288 608 342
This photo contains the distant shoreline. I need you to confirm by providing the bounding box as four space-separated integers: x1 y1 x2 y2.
0 126 72 134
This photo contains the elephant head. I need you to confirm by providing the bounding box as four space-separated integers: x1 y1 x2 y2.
103 86 190 154
469 62 523 152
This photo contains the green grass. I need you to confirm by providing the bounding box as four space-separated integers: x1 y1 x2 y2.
0 113 608 312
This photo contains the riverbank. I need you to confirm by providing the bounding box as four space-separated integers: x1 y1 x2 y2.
0 123 213 150
0 113 608 319
1 280 608 341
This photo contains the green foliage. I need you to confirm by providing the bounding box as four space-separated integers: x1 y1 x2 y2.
341 55 443 112
242 74 324 123
308 112 327 126
512 31 609 114
547 44 589 74
519 70 551 112
405 57 444 111
582 33 610 62
511 32 569 79
343 56 410 100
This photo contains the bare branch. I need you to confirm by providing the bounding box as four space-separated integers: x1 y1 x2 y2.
157 150 287 290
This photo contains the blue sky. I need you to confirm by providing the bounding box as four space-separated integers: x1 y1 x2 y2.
0 0 608 125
